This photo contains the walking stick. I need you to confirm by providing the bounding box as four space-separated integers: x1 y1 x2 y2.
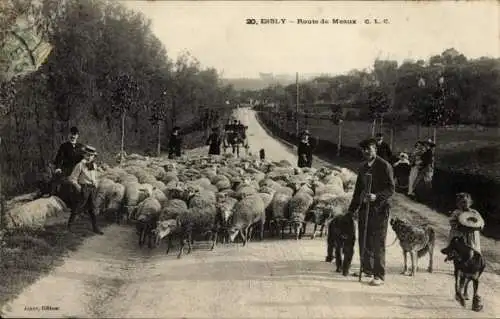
359 173 373 282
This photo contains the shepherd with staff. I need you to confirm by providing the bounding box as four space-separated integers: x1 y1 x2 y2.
347 138 395 286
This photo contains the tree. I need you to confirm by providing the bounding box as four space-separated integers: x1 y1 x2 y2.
367 87 390 136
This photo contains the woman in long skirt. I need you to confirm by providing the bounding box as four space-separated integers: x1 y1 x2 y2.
408 141 425 197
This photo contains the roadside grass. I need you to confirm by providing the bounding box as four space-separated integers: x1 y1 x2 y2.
0 217 116 311
278 116 500 181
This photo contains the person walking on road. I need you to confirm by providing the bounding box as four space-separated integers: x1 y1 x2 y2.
168 126 182 159
67 145 103 235
413 139 436 202
297 130 314 168
408 140 425 198
206 127 223 156
348 138 395 286
375 133 393 163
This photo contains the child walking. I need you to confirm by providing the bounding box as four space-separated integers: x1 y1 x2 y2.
448 192 484 253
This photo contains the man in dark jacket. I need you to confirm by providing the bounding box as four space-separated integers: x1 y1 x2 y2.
168 126 182 159
297 130 314 168
54 126 84 177
375 133 393 163
348 138 395 286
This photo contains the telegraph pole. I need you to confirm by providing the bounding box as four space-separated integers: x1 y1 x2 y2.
295 72 299 138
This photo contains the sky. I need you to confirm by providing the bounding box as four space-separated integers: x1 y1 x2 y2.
122 1 499 78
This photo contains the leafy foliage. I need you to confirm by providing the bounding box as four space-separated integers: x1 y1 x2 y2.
0 0 236 196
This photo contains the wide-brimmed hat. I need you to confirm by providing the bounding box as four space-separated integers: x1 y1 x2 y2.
458 211 484 230
399 152 409 160
83 145 98 156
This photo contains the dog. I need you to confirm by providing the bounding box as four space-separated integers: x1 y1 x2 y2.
325 211 356 276
390 217 435 276
441 236 485 312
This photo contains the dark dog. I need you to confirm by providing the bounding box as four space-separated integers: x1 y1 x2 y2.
325 213 355 276
390 217 435 276
441 236 485 312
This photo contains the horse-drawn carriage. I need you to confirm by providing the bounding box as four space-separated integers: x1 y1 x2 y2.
223 120 248 157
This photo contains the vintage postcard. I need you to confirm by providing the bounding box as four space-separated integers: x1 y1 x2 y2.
0 0 499 318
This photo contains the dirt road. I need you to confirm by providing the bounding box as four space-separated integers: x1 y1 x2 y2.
3 108 500 318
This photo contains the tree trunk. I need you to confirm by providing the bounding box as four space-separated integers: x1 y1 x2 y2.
371 118 376 137
157 121 161 157
337 122 342 156
389 127 394 150
120 110 126 162
416 125 421 140
433 127 437 144
379 116 384 135
0 136 4 229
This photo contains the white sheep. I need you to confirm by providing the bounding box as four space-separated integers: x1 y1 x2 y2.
5 196 68 229
213 196 238 247
228 194 266 246
135 197 162 248
105 182 126 223
270 191 292 238
152 188 168 208
288 188 314 240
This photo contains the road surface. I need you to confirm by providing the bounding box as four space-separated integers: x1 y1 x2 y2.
2 108 500 318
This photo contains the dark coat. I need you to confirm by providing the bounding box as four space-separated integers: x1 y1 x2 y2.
376 141 393 163
54 141 84 176
206 133 222 155
297 138 315 168
348 156 395 216
168 134 182 158
393 161 411 192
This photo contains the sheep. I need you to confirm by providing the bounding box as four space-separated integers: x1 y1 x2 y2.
228 194 266 246
93 178 115 214
150 180 167 195
234 185 258 200
161 171 179 184
288 188 314 240
308 193 353 239
311 178 345 197
339 168 357 192
152 219 178 254
123 182 149 220
165 181 187 200
135 197 162 248
258 192 273 236
170 188 218 258
214 176 232 191
175 204 217 259
212 196 238 248
5 196 68 229
269 191 292 239
152 188 168 208
105 182 126 224
160 199 189 220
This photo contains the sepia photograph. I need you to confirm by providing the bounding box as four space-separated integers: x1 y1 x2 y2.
0 0 499 317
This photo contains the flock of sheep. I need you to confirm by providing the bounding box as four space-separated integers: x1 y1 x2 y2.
4 152 357 260
95 152 357 258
